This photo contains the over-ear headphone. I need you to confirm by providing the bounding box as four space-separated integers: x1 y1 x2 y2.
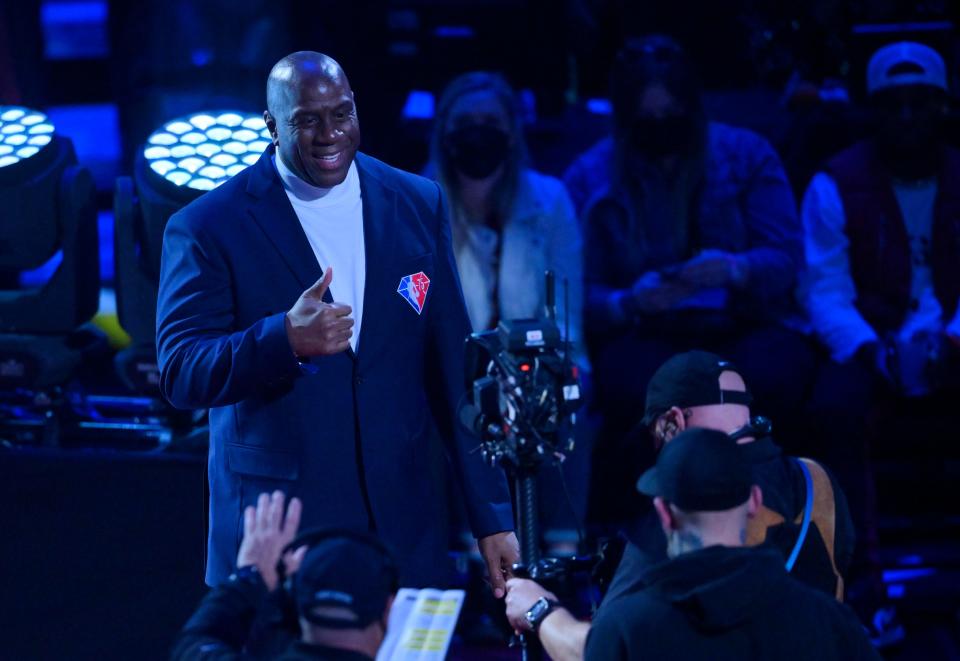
273 527 400 629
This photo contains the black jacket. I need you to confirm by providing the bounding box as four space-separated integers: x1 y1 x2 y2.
601 436 854 606
585 546 879 661
170 578 373 661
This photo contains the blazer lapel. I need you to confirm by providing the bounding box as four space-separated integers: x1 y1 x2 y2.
245 147 324 292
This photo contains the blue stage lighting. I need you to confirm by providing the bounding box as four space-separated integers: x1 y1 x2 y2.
142 111 271 192
0 106 56 169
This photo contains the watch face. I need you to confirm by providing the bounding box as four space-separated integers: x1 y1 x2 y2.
526 597 550 628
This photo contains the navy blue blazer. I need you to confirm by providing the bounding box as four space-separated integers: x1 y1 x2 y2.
156 148 514 586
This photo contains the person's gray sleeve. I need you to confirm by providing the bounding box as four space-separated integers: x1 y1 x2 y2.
546 180 590 371
583 198 635 331
562 158 591 218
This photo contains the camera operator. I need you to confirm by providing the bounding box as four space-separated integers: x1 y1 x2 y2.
171 491 397 660
584 428 878 660
505 351 854 660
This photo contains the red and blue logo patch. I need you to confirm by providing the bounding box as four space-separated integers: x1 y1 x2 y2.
397 271 431 315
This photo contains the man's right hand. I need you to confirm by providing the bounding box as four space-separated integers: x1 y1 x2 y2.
285 267 354 357
505 578 558 633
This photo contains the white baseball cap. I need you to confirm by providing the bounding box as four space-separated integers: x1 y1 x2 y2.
867 41 947 95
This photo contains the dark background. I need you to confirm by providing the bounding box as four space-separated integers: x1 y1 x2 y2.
2 1 960 659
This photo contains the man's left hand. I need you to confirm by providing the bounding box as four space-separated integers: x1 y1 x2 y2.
235 491 303 591
478 531 520 598
505 578 557 632
678 249 748 288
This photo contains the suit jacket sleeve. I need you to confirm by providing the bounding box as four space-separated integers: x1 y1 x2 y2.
156 210 302 409
424 182 515 539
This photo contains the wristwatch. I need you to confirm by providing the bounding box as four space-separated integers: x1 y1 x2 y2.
229 564 263 587
524 596 560 632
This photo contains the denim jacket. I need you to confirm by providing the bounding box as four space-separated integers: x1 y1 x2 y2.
451 169 589 370
571 123 802 330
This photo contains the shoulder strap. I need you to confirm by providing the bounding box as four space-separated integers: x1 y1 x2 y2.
785 458 814 573
796 458 845 601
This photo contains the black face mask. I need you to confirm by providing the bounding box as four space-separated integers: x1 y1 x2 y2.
445 124 510 180
872 88 946 180
631 115 699 159
876 116 943 180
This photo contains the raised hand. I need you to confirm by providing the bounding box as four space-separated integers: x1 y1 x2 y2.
285 266 354 357
235 490 303 591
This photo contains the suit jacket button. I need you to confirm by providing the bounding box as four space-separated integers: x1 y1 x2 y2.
354 375 363 385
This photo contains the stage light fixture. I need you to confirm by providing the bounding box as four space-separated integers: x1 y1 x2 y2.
0 105 100 396
113 110 269 395
0 106 56 170
141 111 270 195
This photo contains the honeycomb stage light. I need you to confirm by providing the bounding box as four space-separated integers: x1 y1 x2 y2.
0 106 57 176
141 110 271 197
0 105 99 390
113 109 270 394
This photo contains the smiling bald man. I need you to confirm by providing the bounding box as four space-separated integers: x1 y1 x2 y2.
157 51 518 590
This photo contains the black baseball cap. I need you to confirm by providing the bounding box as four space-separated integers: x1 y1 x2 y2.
294 533 398 629
636 427 753 511
641 350 752 426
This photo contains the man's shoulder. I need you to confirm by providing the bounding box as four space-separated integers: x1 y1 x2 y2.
590 586 676 648
521 168 569 200
165 165 255 237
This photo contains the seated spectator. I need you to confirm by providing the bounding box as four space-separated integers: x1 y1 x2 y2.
504 351 855 661
567 36 812 521
583 428 878 661
171 491 397 660
428 71 590 546
429 71 586 368
802 40 960 404
801 41 960 643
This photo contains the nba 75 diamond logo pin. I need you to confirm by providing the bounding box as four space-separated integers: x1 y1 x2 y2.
397 271 431 315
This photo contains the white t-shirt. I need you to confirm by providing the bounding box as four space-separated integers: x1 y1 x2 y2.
275 155 365 352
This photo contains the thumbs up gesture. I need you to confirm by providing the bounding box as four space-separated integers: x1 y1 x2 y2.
285 267 354 357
